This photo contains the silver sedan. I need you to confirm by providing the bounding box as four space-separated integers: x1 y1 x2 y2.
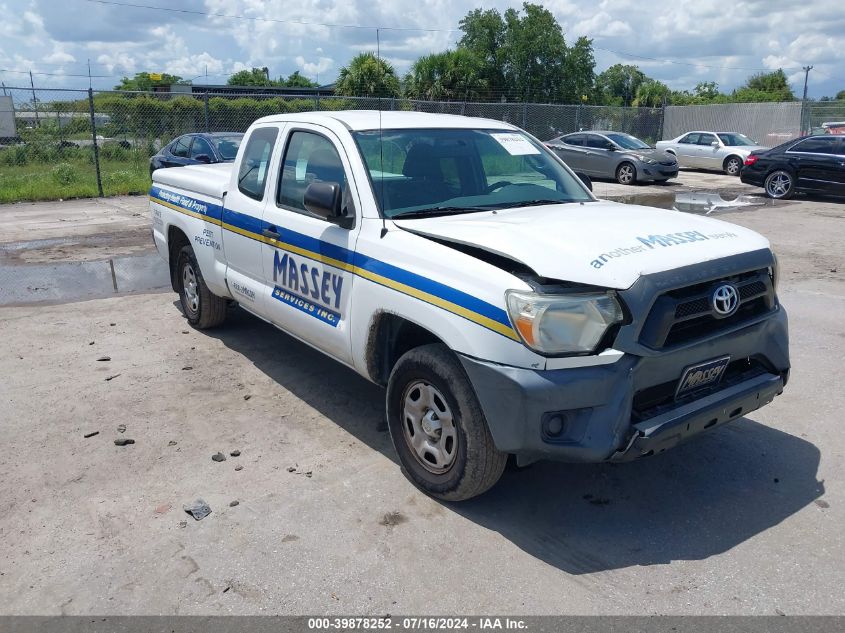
545 131 679 185
655 131 769 176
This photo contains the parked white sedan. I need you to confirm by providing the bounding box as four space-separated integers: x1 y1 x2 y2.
656 131 769 176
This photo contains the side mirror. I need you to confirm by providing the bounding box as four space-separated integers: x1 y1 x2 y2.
304 182 352 228
605 144 616 151
195 154 212 163
575 172 593 191
710 141 720 148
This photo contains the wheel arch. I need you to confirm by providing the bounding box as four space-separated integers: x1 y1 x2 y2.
167 225 192 292
364 311 451 386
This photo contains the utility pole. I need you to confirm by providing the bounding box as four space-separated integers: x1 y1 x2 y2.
802 65 813 102
88 59 93 89
29 70 39 125
801 66 813 135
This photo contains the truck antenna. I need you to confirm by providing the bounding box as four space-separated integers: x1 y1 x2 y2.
377 27 387 238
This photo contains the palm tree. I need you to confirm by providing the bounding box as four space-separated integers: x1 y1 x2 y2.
335 53 401 98
633 79 669 108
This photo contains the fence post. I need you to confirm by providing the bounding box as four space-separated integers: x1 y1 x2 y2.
658 97 667 141
575 104 581 132
88 88 104 198
390 97 395 111
204 91 210 132
522 103 528 130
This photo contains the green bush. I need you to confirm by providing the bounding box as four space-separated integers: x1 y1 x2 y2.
51 162 79 185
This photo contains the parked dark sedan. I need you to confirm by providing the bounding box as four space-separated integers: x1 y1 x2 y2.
740 135 845 199
150 132 243 176
545 131 678 185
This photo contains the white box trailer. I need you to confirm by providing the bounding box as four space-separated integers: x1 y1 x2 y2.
0 95 16 140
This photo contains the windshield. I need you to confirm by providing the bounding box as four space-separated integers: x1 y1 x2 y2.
352 128 593 218
212 135 243 161
717 133 756 146
605 133 651 150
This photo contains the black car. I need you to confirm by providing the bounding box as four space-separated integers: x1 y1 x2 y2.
150 132 243 176
740 135 845 199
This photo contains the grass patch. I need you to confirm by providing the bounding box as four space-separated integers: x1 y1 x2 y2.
0 159 151 203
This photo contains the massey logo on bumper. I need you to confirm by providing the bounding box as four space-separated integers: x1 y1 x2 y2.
675 356 731 399
272 251 344 327
590 230 739 269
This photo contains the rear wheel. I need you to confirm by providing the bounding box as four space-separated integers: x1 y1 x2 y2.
616 162 637 185
386 344 506 501
764 169 795 200
724 155 742 176
176 245 227 329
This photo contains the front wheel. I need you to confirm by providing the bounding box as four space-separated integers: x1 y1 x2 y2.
616 162 637 185
176 245 227 329
724 155 742 176
386 344 506 501
764 169 795 200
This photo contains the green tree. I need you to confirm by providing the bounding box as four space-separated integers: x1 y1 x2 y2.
282 71 317 88
457 3 596 103
732 69 795 101
694 81 721 101
335 53 400 98
563 36 596 103
458 8 507 98
227 67 279 87
114 72 186 91
835 90 845 101
596 64 646 106
404 50 487 101
633 79 669 107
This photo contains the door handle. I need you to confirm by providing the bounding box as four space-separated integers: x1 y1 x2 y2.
262 227 281 240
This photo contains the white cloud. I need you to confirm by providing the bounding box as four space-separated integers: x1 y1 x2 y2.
0 0 842 98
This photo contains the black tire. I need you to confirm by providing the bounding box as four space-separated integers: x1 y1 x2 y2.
764 169 795 200
615 162 637 185
386 344 506 501
724 155 742 176
175 245 227 329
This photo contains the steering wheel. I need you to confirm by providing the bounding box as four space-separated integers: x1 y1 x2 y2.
486 180 513 193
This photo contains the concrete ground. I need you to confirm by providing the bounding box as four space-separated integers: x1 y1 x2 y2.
0 171 843 616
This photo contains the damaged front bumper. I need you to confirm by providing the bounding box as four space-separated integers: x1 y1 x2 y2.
458 305 789 466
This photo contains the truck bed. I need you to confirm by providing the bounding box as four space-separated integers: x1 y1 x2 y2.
152 163 233 200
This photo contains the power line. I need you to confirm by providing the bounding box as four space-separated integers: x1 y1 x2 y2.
0 68 113 78
84 0 459 32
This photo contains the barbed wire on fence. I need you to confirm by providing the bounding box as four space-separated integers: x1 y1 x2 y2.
2 85 844 202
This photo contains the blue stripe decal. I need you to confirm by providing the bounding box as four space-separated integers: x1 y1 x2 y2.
351 251 511 326
151 186 514 336
272 286 342 327
149 186 223 221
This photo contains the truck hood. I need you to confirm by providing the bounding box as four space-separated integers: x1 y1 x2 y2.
392 200 770 289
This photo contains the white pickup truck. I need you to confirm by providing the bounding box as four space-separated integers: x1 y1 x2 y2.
150 111 789 500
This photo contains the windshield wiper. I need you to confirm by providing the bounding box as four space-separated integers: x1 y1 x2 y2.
493 198 572 209
390 206 493 219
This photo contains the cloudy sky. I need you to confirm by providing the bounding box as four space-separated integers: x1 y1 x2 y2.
1 0 843 98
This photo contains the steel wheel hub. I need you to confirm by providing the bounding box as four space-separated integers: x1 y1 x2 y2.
401 381 457 474
183 264 199 314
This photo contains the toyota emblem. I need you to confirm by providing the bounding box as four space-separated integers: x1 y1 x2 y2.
712 284 739 316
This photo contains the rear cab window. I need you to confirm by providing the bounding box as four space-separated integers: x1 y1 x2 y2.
238 127 279 201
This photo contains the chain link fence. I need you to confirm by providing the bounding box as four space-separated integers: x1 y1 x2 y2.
2 85 844 203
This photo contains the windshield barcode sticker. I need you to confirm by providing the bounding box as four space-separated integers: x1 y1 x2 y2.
490 132 541 156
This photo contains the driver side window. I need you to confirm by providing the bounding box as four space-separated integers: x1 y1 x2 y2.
679 133 699 145
277 131 353 218
698 134 718 146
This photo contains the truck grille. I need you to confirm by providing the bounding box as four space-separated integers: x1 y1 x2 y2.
639 269 775 349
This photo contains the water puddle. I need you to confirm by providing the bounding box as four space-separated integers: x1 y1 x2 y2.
606 191 783 215
0 252 169 305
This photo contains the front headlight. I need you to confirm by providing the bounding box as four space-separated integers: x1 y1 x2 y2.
505 290 624 355
644 158 658 165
